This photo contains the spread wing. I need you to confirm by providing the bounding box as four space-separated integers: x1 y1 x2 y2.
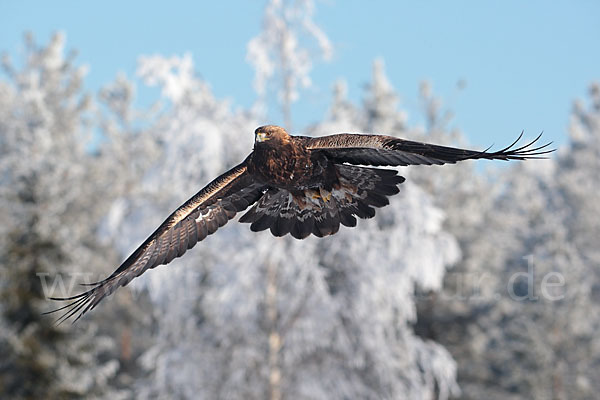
46 160 265 324
305 131 553 166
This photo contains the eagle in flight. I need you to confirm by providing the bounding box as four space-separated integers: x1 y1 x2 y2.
48 125 552 323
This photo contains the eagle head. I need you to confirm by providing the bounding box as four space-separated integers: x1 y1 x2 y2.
254 125 290 145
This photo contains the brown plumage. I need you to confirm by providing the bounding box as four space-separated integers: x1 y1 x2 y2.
47 125 553 323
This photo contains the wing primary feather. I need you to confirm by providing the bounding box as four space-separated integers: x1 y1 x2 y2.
43 294 87 312
494 130 524 154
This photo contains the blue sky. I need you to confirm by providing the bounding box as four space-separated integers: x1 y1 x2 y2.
1 0 598 148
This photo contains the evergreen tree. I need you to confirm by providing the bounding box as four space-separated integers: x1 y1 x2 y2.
0 33 149 399
416 82 600 399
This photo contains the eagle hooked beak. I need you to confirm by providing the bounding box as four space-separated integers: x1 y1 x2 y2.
255 131 270 143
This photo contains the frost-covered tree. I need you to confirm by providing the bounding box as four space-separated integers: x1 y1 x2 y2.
340 62 598 399
415 83 600 399
559 82 600 272
4 5 597 400
0 33 149 399
247 0 332 129
363 59 407 133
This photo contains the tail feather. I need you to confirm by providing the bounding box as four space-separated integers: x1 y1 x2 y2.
272 215 294 237
271 192 297 237
339 212 357 227
239 164 405 239
291 210 314 239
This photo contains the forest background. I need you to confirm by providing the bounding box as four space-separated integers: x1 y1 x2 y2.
1 1 599 399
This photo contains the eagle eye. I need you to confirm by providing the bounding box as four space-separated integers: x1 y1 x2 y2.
255 130 271 143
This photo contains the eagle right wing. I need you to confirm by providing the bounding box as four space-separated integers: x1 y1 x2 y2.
46 160 265 324
306 132 553 166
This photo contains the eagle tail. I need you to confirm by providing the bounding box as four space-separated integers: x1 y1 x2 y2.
239 165 405 239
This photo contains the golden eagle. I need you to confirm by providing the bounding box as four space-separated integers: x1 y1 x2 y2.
48 125 552 323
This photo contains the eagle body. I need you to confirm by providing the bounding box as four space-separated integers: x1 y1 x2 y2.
248 138 326 190
242 126 402 238
48 125 553 323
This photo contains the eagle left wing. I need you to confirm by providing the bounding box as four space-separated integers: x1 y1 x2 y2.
46 161 265 324
305 132 553 166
